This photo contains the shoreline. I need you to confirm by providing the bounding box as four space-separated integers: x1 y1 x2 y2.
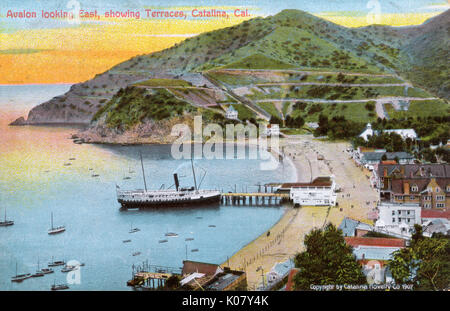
222 135 379 289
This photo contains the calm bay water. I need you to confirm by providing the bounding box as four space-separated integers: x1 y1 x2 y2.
0 85 295 290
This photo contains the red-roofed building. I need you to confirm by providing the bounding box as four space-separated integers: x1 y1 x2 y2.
421 209 450 220
345 237 406 248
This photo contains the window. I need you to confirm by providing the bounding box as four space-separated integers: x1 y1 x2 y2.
436 203 445 208
424 196 431 201
407 218 410 223
436 195 445 201
407 211 410 215
392 211 395 216
436 187 440 193
392 218 395 223
424 203 431 208
398 210 401 215
411 185 418 192
447 186 450 192
410 196 415 200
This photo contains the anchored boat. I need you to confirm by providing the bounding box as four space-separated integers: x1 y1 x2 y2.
116 155 220 209
11 262 31 282
48 257 65 267
0 207 14 227
48 212 65 235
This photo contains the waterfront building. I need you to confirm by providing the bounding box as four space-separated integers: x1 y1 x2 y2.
284 176 337 206
181 260 223 277
204 268 247 291
265 258 294 288
376 164 450 210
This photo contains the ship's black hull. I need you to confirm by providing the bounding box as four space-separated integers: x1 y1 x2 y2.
118 194 221 209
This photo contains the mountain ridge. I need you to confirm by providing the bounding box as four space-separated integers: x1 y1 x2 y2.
13 9 449 127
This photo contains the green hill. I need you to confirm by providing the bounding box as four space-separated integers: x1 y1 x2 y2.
23 9 449 128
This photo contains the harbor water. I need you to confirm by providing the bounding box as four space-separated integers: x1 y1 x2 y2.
0 84 295 290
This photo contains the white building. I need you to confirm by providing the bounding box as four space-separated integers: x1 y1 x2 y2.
286 176 337 206
264 124 280 137
225 105 238 120
375 202 421 236
359 123 418 142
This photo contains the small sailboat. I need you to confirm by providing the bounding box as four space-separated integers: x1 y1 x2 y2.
191 249 199 252
40 268 54 274
11 262 31 282
123 239 132 243
48 257 65 267
185 237 194 241
63 163 72 166
129 224 140 233
48 212 65 235
123 176 131 180
61 265 78 273
91 173 100 178
132 251 141 256
51 281 69 291
0 207 14 227
158 239 168 243
69 158 76 161
208 225 216 228
32 258 46 277
165 231 178 237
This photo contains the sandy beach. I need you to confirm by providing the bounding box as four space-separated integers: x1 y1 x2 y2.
223 135 379 290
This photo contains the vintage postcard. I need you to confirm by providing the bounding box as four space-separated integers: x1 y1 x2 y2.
0 0 448 297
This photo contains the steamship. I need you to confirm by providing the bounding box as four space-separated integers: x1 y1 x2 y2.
116 155 221 209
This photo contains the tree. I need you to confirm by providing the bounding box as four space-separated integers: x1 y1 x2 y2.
389 225 450 290
293 223 366 290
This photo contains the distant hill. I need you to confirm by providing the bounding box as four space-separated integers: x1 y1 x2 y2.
19 9 449 126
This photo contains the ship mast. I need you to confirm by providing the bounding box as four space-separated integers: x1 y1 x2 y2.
140 151 148 191
191 158 198 191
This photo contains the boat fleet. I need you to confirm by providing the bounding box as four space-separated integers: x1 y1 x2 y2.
5 152 222 290
11 258 85 290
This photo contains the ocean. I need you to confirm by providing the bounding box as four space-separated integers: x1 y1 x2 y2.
0 84 295 290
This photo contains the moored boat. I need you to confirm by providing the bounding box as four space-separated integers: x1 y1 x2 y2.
116 156 220 209
48 212 65 235
0 207 14 227
11 263 31 282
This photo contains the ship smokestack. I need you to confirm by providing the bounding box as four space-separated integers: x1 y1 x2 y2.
173 173 180 191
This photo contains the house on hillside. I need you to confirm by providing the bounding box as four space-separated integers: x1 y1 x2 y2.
225 105 238 120
359 123 418 142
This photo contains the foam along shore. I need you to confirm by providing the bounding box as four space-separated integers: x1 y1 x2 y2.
222 135 379 289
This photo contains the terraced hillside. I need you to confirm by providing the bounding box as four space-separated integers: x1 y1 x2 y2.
16 9 449 133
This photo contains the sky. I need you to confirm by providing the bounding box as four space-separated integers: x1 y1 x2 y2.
0 0 448 84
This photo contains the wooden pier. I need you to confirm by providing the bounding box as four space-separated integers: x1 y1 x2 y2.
127 262 182 290
221 192 289 206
